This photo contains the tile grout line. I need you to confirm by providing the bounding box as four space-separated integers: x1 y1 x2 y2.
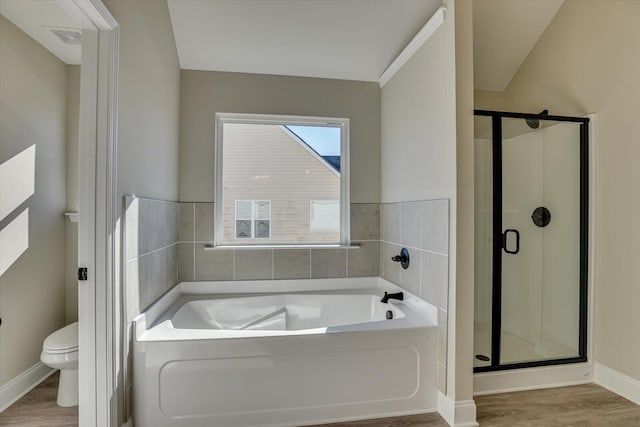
379 239 448 258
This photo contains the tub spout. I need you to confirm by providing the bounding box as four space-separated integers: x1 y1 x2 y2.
380 291 404 304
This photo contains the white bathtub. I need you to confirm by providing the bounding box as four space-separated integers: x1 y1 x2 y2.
133 277 438 427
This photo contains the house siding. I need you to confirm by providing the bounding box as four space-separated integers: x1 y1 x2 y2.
222 124 340 243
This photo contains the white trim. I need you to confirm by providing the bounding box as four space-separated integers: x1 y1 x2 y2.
378 6 446 87
0 362 54 413
595 363 640 405
67 0 119 426
214 113 350 247
473 362 593 396
64 212 81 222
437 392 478 427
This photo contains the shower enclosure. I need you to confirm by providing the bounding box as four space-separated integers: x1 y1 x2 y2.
474 110 589 372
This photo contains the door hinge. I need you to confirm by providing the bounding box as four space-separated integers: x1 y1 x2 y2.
78 267 88 281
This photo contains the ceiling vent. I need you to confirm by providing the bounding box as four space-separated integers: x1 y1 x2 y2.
50 28 82 45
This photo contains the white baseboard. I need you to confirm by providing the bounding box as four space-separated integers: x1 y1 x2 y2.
474 362 593 396
0 362 54 413
594 363 640 405
438 392 479 427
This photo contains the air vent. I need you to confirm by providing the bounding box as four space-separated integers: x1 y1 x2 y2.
51 29 82 45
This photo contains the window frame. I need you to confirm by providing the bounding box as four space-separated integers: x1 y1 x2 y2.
214 113 350 247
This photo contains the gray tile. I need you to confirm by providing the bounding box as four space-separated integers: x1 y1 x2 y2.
438 308 448 366
420 251 449 309
139 250 165 311
274 249 310 279
398 248 420 295
179 203 194 242
400 202 421 248
195 245 234 280
165 244 178 291
178 242 194 282
195 203 214 242
420 199 449 254
164 202 179 246
382 203 400 244
139 199 165 254
235 249 273 280
347 241 380 277
311 248 346 278
350 203 380 240
438 362 447 394
381 242 401 284
124 197 139 260
125 258 140 322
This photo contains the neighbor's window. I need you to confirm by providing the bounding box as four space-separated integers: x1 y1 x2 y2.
235 200 271 239
215 113 349 246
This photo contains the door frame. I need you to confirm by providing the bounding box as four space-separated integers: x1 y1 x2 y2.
473 110 589 373
59 0 119 425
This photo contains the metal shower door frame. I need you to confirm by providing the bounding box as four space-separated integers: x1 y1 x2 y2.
474 109 590 373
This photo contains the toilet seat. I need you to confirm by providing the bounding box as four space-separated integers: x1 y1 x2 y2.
43 322 78 354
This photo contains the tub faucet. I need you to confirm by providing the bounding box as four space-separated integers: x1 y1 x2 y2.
380 291 404 304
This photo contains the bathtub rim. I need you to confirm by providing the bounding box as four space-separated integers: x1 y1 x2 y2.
133 277 437 342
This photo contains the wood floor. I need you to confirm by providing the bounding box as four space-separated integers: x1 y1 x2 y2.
311 384 640 427
0 372 77 427
1 376 638 426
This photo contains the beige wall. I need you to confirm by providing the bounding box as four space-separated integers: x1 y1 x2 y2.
454 0 476 406
65 65 80 324
380 5 457 204
101 1 181 422
475 0 640 380
0 16 67 385
104 0 181 202
178 70 380 203
381 0 476 406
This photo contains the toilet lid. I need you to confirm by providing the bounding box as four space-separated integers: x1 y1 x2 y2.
43 322 78 353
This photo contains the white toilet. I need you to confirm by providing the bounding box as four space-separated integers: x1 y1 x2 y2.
40 322 79 407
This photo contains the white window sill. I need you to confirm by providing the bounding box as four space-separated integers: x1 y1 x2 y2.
204 244 360 250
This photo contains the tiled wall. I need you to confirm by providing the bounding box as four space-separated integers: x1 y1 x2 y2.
176 203 380 281
123 197 448 393
123 196 179 321
380 199 450 394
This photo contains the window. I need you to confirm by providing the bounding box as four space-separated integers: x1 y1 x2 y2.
310 200 340 231
215 113 350 246
235 200 271 239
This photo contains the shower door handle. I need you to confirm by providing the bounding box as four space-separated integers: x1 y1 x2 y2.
502 229 520 254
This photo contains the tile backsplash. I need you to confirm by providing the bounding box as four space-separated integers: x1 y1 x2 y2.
380 199 450 394
123 196 179 321
177 203 380 282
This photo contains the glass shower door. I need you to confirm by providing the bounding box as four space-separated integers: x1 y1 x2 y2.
473 110 588 371
500 117 584 365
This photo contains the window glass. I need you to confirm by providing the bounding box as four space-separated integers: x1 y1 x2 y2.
217 116 348 245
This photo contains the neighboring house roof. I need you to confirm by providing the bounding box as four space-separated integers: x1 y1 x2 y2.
282 126 340 174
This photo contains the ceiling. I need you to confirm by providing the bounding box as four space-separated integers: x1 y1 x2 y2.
167 0 442 82
0 0 81 65
473 0 564 92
